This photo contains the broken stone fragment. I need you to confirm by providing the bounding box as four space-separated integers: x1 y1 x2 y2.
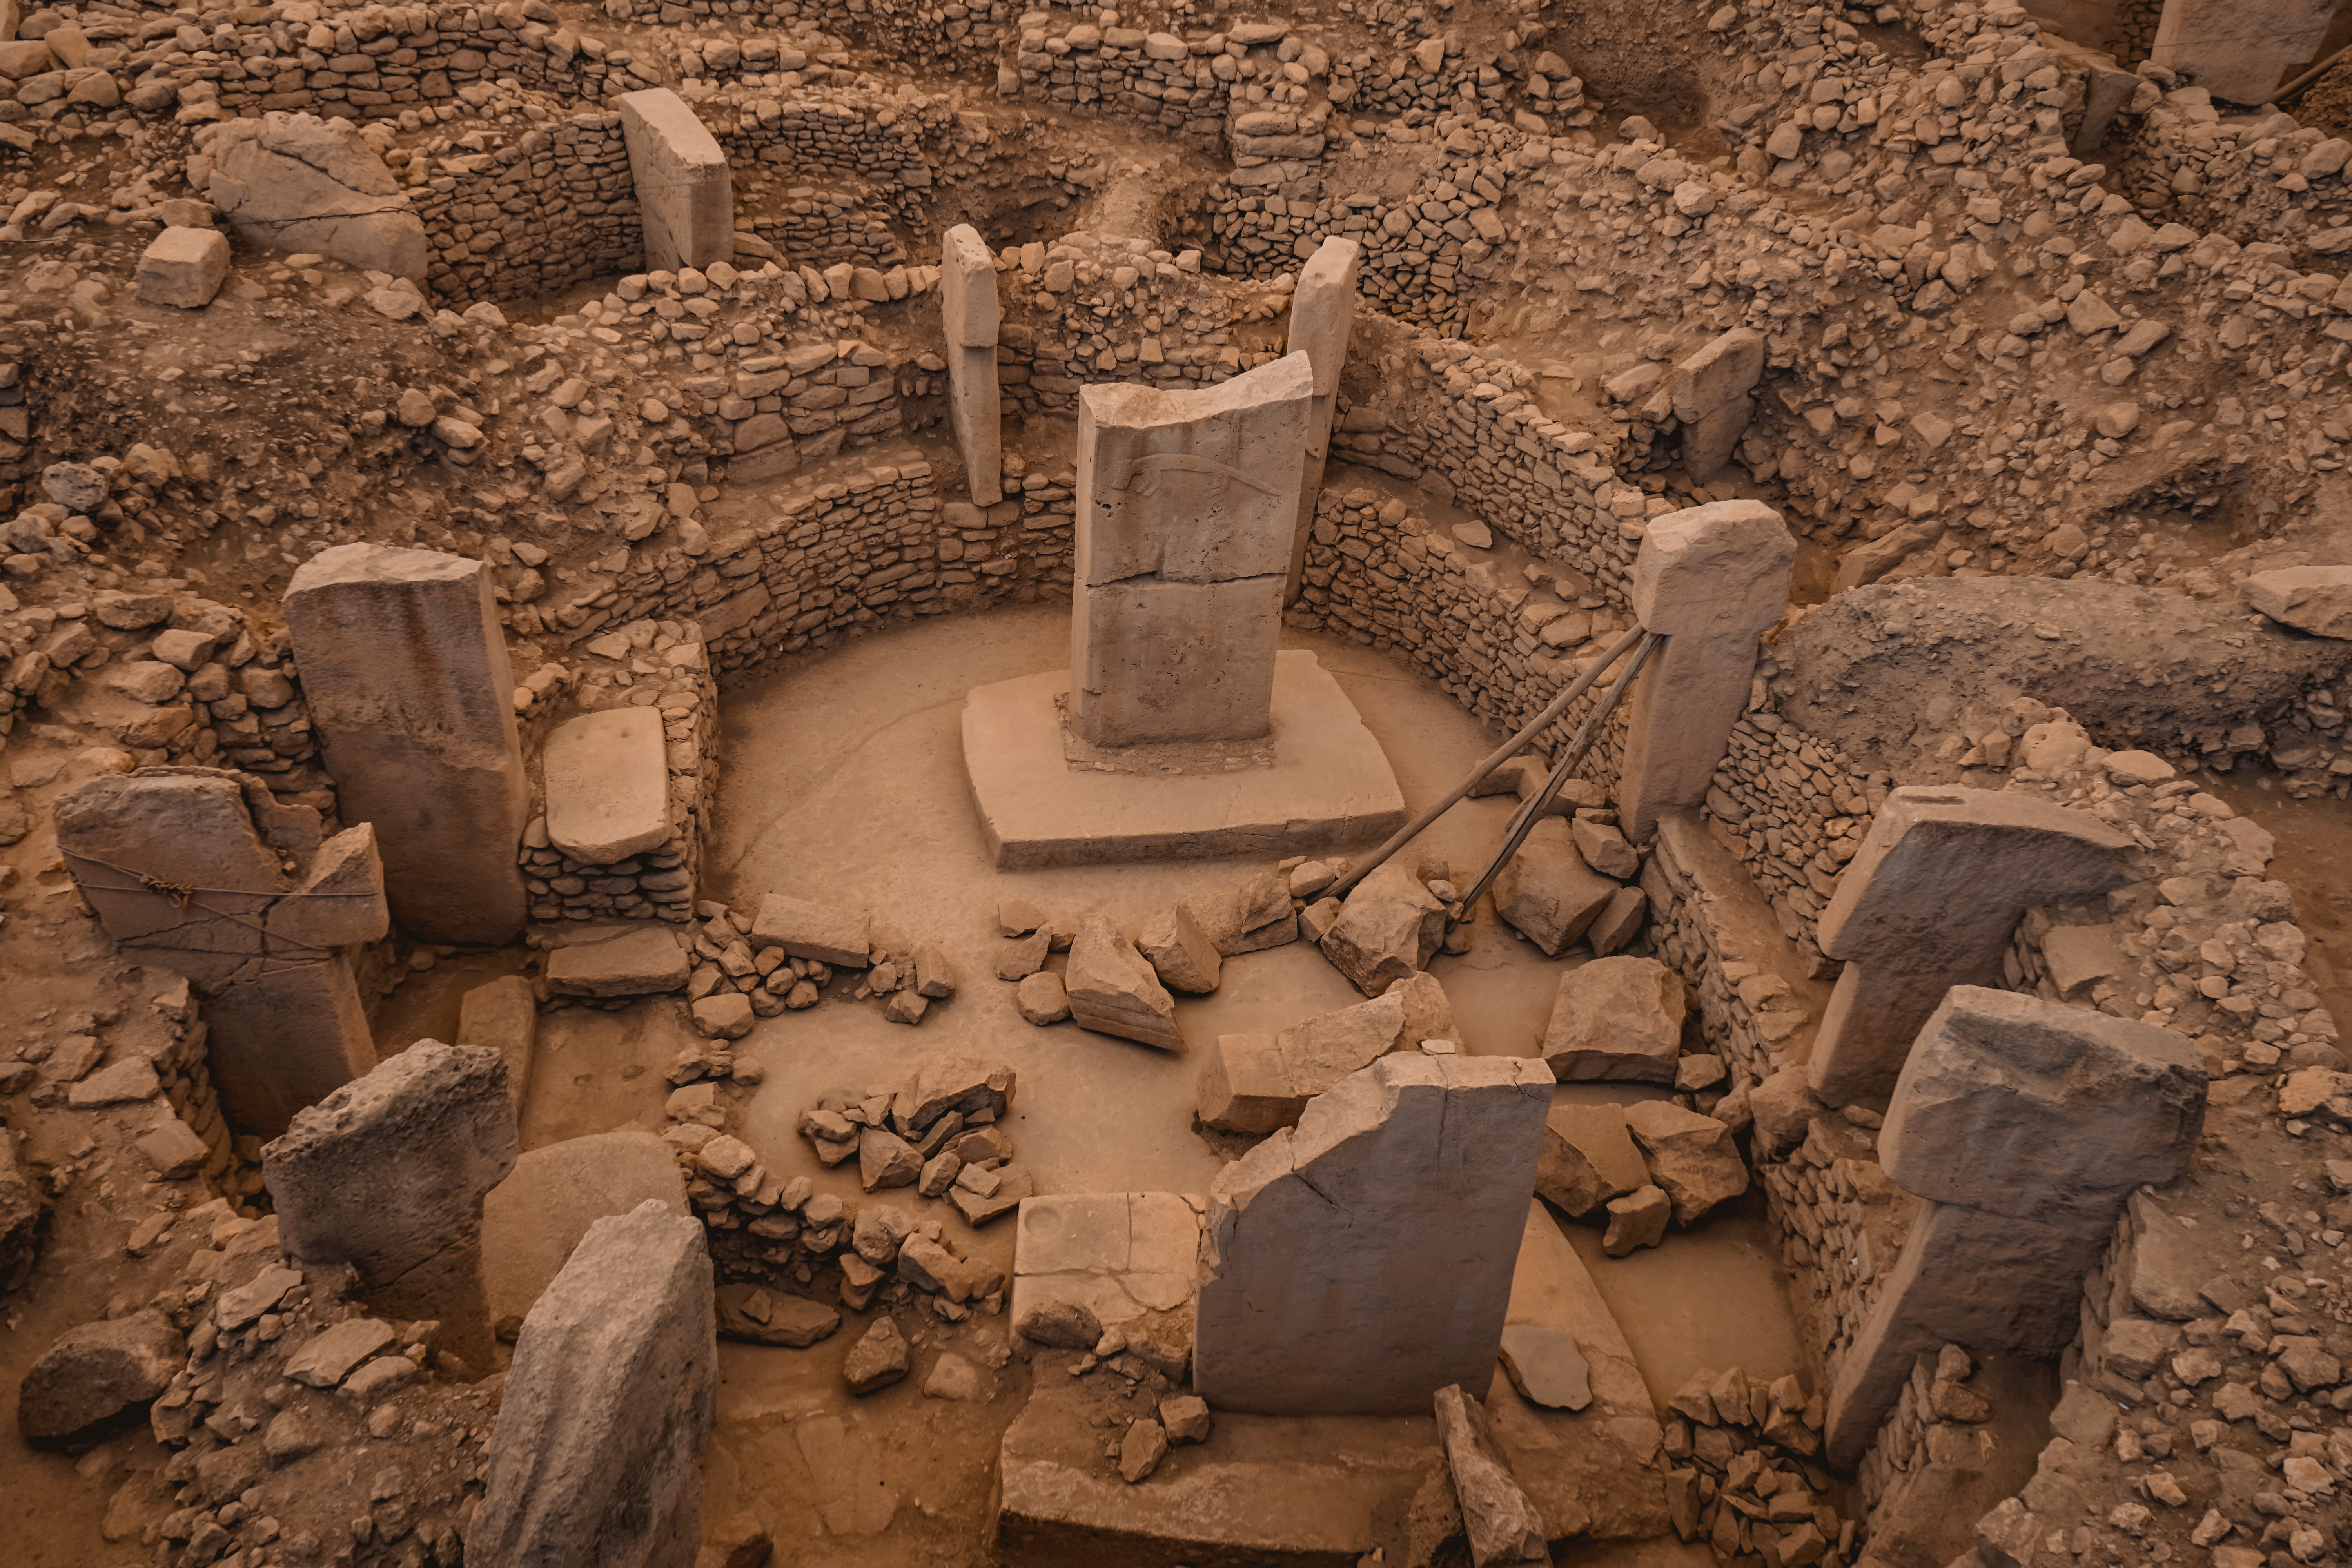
1119 1417 1171 1483
1534 1102 1649 1219
1602 1185 1671 1256
1018 1298 1103 1351
1619 1103 1748 1226
1434 1383 1552 1565
1319 862 1446 995
1160 1392 1214 1443
1137 900 1222 994
1570 817 1639 879
1492 818 1619 957
844 1316 911 1394
950 1163 1033 1225
283 1317 396 1389
750 892 871 967
1063 913 1183 1050
858 1127 923 1191
1538 956 1688 1084
1015 971 1070 1024
1497 1323 1592 1412
16 1311 185 1444
913 943 958 999
2247 566 2352 641
891 1054 1014 1136
690 992 754 1040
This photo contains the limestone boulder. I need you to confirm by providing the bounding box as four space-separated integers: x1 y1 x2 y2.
1539 957 1686 1083
1197 973 1456 1135
1492 818 1618 957
750 893 869 967
209 112 427 278
1621 1103 1748 1226
1433 1383 1551 1565
1138 899 1221 994
2247 566 2352 640
890 1055 1014 1135
1320 862 1445 995
546 926 689 997
1534 1102 1649 1218
16 1312 185 1443
1063 914 1183 1050
715 1284 840 1347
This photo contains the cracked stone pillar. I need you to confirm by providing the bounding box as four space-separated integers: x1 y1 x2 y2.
471 1199 715 1568
54 768 387 1134
1071 351 1314 747
284 544 530 946
1283 236 1361 604
616 87 735 274
1822 988 2205 1469
1193 1053 1553 1414
1617 499 1794 843
1805 787 2133 1109
942 222 1003 507
2151 0 2330 107
263 1040 519 1371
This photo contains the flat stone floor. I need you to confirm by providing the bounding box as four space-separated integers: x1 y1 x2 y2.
439 603 1809 1564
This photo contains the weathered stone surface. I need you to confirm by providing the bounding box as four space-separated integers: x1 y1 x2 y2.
283 545 528 946
1321 862 1446 994
1015 970 1069 1024
1497 1324 1591 1413
1435 1383 1551 1566
473 1200 715 1568
1071 352 1313 746
1283 235 1362 600
284 1317 396 1389
264 1041 517 1365
54 769 386 1133
749 892 869 967
2151 0 2331 106
1619 1102 1748 1225
940 222 1002 506
457 975 537 1111
135 225 229 307
1492 819 1617 958
543 708 671 863
1010 1192 1201 1333
844 1315 911 1393
1878 987 2208 1221
209 112 426 276
1196 1054 1554 1414
1137 900 1221 994
16 1312 184 1443
482 1130 688 1329
616 88 733 272
1063 913 1182 1050
715 1284 840 1348
1197 974 1455 1135
1807 787 2132 1107
2247 566 2352 640
1602 1185 1670 1256
546 925 690 997
892 1055 1015 1134
1538 957 1686 1083
1619 501 1795 840
1533 1102 1649 1219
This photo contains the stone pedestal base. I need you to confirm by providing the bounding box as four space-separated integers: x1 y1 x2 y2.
960 650 1406 870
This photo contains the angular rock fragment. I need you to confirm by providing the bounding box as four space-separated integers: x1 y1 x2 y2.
16 1312 185 1444
1539 957 1687 1083
1137 900 1222 994
1063 914 1183 1049
1434 1383 1552 1565
1620 1103 1748 1226
1534 1102 1650 1218
1492 819 1618 957
1320 863 1446 995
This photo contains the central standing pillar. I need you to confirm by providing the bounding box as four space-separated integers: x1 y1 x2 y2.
1071 352 1314 747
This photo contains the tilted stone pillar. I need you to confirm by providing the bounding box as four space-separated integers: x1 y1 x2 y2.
1805 787 2132 1108
1821 988 2204 1468
1617 499 1793 843
1071 351 1313 747
942 222 1003 506
284 544 530 946
1194 1052 1553 1414
54 768 386 1134
1671 327 1764 484
616 88 734 274
2151 0 2329 107
471 1199 716 1568
263 1040 519 1370
1283 236 1361 603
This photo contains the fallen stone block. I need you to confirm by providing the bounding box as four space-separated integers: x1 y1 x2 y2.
1534 1102 1649 1219
546 925 690 997
481 1130 689 1329
1063 913 1183 1050
716 1283 840 1348
750 893 869 967
16 1312 185 1443
2248 566 2352 640
1434 1383 1552 1565
1538 956 1687 1083
1320 862 1446 995
135 225 229 307
542 708 671 863
1137 900 1221 994
209 111 427 276
1198 973 1456 1134
844 1315 911 1393
1492 818 1618 957
892 1054 1015 1135
284 1317 396 1389
1602 1185 1670 1255
1620 1103 1747 1226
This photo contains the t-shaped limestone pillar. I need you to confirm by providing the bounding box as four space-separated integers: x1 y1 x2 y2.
941 223 1003 507
283 544 530 946
263 1040 520 1369
54 768 387 1134
1805 786 2133 1108
2151 0 2329 107
1193 1052 1554 1414
1671 327 1764 484
1617 499 1794 842
1071 351 1314 747
1282 236 1361 604
616 88 735 274
1820 988 2205 1468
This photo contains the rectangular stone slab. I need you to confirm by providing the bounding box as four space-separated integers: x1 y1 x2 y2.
616 88 733 273
546 925 690 997
1009 1192 1201 1333
1073 576 1285 747
749 893 870 966
543 708 671 864
960 651 1406 870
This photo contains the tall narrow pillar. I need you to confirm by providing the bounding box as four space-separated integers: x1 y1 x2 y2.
2151 0 2329 107
942 223 1003 506
616 88 734 274
1071 351 1313 746
1617 500 1793 843
284 544 530 945
1821 989 2205 1468
1283 236 1361 603
1804 787 2132 1108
